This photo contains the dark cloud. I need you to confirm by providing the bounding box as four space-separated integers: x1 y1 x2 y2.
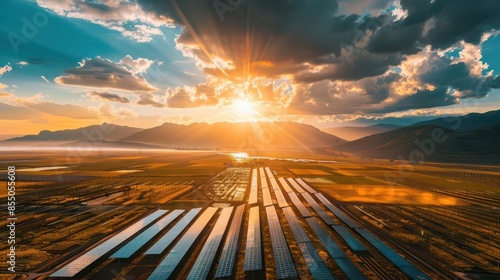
89 90 130 103
55 56 157 92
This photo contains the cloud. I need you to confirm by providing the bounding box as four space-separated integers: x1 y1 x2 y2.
23 101 101 119
0 92 13 97
119 55 155 74
35 0 500 116
41 75 51 83
0 83 8 89
88 90 130 103
17 61 29 66
0 64 12 76
35 0 172 42
0 102 37 120
137 93 165 107
55 56 158 92
118 107 137 117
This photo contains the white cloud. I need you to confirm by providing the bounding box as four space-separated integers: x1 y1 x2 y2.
41 75 51 83
0 64 12 76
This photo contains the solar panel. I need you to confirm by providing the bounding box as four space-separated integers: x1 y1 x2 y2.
332 225 367 252
296 178 317 193
299 242 335 280
355 229 430 280
278 177 294 193
215 205 245 279
145 208 202 255
264 167 274 180
148 207 218 280
282 207 309 243
262 186 273 207
287 177 306 193
50 210 168 278
287 191 312 217
305 217 366 280
272 187 289 208
301 192 336 225
305 217 346 259
187 207 233 280
265 205 298 279
111 209 184 258
249 169 258 205
259 167 268 189
315 193 358 228
244 206 262 272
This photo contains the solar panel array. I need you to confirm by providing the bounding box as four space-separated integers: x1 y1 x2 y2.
299 242 335 280
148 207 218 280
296 178 317 194
215 205 245 279
259 167 268 189
356 228 430 280
282 207 310 243
244 206 262 272
315 193 358 229
287 177 306 193
187 207 233 280
281 207 334 280
50 210 168 278
301 192 336 225
111 209 184 258
272 186 289 208
278 177 293 193
145 208 202 255
286 191 312 217
332 225 367 252
262 186 273 207
306 217 366 279
249 169 258 205
264 167 275 180
265 205 298 279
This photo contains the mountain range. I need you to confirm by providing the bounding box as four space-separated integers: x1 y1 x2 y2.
4 110 499 163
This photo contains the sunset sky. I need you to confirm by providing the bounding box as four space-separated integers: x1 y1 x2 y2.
1 0 499 135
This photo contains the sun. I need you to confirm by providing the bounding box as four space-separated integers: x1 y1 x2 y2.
232 99 255 116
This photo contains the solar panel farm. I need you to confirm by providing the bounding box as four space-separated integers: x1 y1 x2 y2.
1 150 499 280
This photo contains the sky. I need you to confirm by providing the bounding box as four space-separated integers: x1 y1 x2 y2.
0 0 499 135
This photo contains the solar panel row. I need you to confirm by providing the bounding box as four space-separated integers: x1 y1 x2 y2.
301 192 336 225
299 242 335 280
278 177 294 193
262 186 273 207
148 207 218 280
282 207 310 243
215 204 245 279
315 193 358 229
332 225 367 252
287 191 312 218
356 228 430 280
145 208 202 255
296 178 317 194
111 209 185 259
249 169 258 205
259 167 268 189
50 210 168 278
287 177 306 193
306 217 366 280
187 207 233 280
244 206 262 272
264 167 274 180
265 205 298 280
272 186 289 208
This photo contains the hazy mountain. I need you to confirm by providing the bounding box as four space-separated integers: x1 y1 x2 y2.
6 123 144 142
337 124 500 164
322 124 401 141
410 110 500 131
122 121 346 149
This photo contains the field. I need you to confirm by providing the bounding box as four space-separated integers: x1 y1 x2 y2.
0 149 499 279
